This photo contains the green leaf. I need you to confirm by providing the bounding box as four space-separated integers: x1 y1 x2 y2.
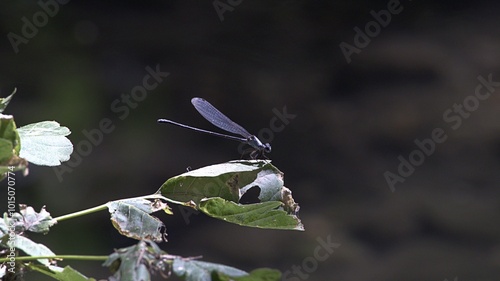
107 198 167 241
18 121 73 166
103 240 167 281
28 264 95 281
105 246 151 281
173 259 281 281
158 160 302 230
0 88 16 113
0 114 20 162
199 198 304 231
158 160 286 205
172 258 247 281
0 139 13 163
104 240 281 281
158 160 273 205
214 268 282 281
7 236 56 265
0 114 27 180
0 216 8 236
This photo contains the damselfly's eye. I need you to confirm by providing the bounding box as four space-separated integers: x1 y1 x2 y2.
264 143 271 153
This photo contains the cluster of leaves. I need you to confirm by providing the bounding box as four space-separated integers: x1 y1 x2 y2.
0 89 73 179
0 90 303 281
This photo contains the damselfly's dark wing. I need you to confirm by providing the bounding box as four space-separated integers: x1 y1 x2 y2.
191 97 252 138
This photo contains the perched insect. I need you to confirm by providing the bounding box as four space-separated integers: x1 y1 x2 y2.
158 97 271 159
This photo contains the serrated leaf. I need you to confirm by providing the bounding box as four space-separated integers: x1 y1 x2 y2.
199 198 304 231
172 258 247 281
18 121 73 166
0 88 16 113
28 264 95 281
107 198 167 241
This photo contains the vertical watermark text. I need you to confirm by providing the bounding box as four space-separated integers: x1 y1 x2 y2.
6 166 17 275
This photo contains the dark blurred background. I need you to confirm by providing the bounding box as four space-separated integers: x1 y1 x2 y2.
1 0 500 280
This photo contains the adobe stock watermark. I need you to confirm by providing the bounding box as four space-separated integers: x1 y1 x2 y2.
384 74 500 192
282 235 340 281
52 64 170 182
5 166 17 275
339 0 411 64
213 0 244 22
7 0 70 54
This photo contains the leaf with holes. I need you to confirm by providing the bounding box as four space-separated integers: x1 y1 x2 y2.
158 160 284 205
107 198 168 241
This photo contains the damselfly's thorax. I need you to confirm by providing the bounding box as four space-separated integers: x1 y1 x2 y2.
246 135 271 153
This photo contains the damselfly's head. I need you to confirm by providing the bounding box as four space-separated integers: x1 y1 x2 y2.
246 136 271 159
263 143 271 153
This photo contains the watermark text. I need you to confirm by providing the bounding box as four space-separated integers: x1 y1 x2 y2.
6 166 17 274
384 74 500 191
53 64 169 182
7 0 70 54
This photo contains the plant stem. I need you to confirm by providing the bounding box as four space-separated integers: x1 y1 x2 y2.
0 255 109 262
52 203 108 222
51 193 179 223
